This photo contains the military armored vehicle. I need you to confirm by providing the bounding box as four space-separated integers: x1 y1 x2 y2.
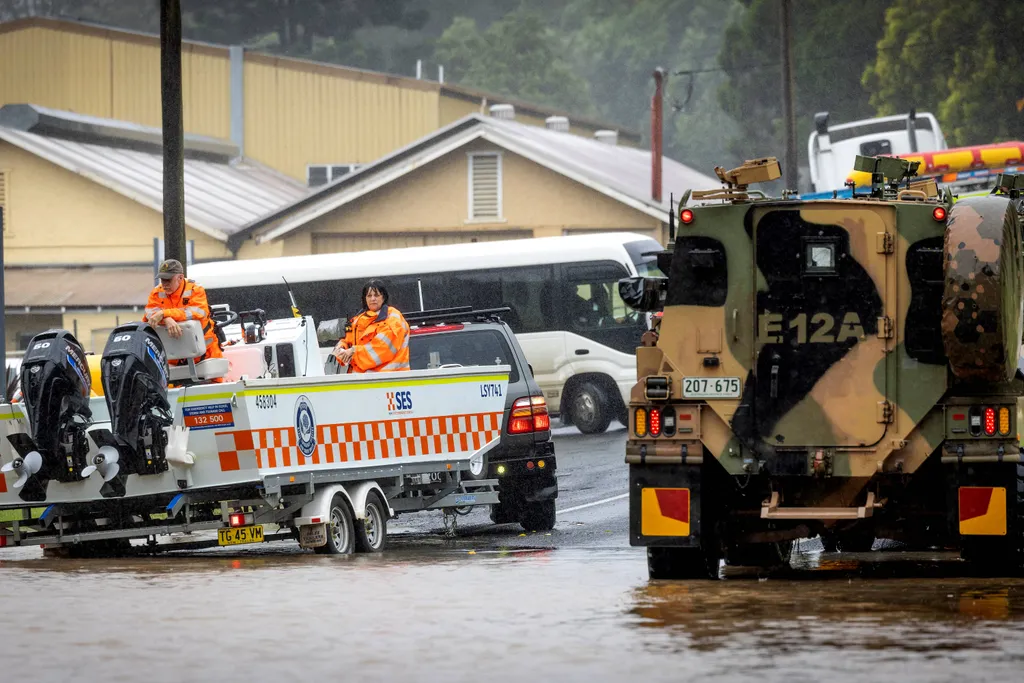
620 156 1024 578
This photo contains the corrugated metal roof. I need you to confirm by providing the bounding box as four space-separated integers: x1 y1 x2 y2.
0 123 308 240
3 266 155 308
249 114 720 243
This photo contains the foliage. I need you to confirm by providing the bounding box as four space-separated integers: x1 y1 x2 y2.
863 0 1024 146
716 0 889 176
433 8 593 114
562 0 742 174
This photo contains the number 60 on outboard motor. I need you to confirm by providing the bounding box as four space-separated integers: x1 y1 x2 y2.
2 330 92 501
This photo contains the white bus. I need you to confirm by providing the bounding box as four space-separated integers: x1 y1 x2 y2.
190 232 665 434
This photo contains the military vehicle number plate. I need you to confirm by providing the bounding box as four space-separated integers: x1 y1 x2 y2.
682 377 741 398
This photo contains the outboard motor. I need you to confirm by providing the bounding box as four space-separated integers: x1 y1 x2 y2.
85 323 173 498
2 330 93 502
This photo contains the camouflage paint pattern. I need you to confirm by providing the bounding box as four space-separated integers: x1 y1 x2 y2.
648 198 949 478
942 195 1024 383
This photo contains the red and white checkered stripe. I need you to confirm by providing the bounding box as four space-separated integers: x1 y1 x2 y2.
216 411 503 471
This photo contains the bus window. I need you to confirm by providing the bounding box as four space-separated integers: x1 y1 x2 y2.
499 265 554 333
562 262 641 354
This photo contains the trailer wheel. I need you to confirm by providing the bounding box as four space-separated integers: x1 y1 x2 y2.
355 491 388 553
315 493 355 555
519 500 556 532
463 450 489 481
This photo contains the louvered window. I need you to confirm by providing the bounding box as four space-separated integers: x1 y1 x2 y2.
0 170 8 235
468 152 502 220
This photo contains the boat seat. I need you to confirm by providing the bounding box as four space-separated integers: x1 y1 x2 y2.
154 320 230 383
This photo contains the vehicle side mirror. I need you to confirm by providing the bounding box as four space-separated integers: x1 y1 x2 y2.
618 277 667 312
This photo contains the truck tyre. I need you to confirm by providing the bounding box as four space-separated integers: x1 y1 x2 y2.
725 541 793 569
354 491 388 553
647 546 720 580
821 529 874 553
315 493 355 555
519 500 556 532
569 380 612 434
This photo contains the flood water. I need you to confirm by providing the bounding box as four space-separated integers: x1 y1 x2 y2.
4 543 1024 683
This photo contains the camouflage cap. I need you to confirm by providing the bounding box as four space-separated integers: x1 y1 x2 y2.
157 259 184 279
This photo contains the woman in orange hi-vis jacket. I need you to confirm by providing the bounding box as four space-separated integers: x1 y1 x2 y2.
332 280 410 373
143 259 223 364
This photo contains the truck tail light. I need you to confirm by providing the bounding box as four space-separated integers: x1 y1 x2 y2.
229 512 253 527
508 396 549 434
984 407 996 436
998 406 1011 436
634 407 647 437
649 407 662 437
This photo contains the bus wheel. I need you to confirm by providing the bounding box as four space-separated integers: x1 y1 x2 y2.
569 380 612 434
355 491 388 553
315 493 355 555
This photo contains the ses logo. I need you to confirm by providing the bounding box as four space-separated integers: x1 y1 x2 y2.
295 395 317 459
386 390 413 414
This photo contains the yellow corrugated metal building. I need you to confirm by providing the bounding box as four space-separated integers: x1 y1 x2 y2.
0 17 638 182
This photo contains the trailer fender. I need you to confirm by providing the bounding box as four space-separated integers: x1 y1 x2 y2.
294 482 391 527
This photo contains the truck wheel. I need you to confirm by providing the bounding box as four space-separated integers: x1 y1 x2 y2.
315 493 355 555
822 530 874 553
647 546 720 580
569 380 612 434
519 500 556 532
354 491 388 553
725 541 793 568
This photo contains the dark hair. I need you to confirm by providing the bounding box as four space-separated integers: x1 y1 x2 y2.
361 279 390 309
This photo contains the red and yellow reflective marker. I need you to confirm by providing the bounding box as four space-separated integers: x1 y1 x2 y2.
641 487 691 537
959 487 1007 536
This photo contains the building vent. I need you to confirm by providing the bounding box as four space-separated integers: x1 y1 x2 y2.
468 152 501 220
489 104 515 120
545 116 569 132
307 163 362 187
594 130 618 145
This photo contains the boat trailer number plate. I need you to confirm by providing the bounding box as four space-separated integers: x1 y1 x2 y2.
299 524 327 548
218 525 265 546
682 377 741 399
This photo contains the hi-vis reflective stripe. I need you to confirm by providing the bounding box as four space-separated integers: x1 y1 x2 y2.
376 333 398 355
215 411 503 471
959 486 1007 536
641 487 691 537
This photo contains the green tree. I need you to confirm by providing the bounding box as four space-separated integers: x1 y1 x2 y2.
564 0 742 175
717 0 889 180
863 0 1024 146
433 7 594 114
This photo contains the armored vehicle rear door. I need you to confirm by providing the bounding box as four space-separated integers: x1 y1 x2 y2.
750 203 895 447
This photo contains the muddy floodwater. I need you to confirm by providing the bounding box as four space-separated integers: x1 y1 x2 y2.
4 543 1024 683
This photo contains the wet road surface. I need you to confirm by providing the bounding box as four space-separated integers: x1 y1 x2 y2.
4 423 1024 682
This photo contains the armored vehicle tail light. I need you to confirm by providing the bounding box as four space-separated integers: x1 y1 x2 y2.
999 407 1011 436
508 396 550 434
229 512 253 527
932 206 947 221
635 408 648 437
649 408 662 437
680 208 694 224
661 406 676 436
984 407 997 436
645 376 670 400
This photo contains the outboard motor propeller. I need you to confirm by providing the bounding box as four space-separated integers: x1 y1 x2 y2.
3 330 93 502
87 323 173 498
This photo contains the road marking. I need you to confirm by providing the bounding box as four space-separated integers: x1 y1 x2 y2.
556 493 629 515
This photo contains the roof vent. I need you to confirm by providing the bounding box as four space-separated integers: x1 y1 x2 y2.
594 130 618 145
489 104 515 120
545 116 569 132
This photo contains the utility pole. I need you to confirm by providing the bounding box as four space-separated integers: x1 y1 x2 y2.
780 0 797 190
160 0 186 274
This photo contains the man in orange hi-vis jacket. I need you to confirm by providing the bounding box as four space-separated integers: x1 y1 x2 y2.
332 280 410 373
143 259 223 365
